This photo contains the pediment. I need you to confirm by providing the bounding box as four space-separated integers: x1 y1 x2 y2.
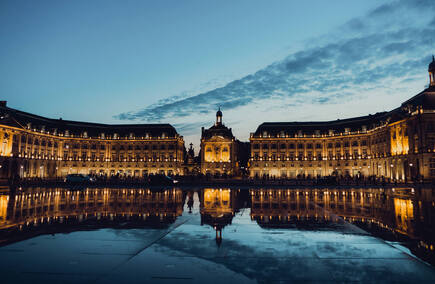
205 135 232 142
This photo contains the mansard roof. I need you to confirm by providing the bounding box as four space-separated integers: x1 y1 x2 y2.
254 85 435 138
201 123 234 140
0 105 179 138
401 85 435 110
254 112 391 137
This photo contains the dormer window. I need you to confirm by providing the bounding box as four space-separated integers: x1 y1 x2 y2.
297 130 303 137
83 131 88 138
145 133 150 139
262 131 268 137
100 133 105 139
129 133 134 139
362 125 367 132
65 130 69 137
315 130 320 137
113 133 118 139
162 132 166 139
328 130 334 136
345 128 350 134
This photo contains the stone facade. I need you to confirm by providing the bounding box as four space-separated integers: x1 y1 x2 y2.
248 59 435 182
0 103 185 178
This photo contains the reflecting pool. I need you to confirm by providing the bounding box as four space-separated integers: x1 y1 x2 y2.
1 187 435 283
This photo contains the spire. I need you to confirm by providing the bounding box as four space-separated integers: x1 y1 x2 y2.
216 107 223 126
429 55 435 86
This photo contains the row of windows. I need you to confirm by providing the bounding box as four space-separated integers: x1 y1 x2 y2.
253 140 368 150
18 135 178 150
20 141 177 151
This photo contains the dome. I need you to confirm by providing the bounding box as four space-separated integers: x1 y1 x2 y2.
216 108 222 117
429 55 435 72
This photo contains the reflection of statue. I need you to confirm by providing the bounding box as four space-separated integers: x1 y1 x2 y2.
187 191 194 213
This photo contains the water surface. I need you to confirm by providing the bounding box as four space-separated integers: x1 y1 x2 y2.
0 186 434 283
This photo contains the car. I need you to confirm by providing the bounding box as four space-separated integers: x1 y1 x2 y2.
64 174 92 183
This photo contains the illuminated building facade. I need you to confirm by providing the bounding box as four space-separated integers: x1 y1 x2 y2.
200 109 239 176
0 104 185 178
249 58 435 181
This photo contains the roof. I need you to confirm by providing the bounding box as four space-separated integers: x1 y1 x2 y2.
253 85 435 137
253 112 392 136
202 124 234 139
401 85 435 110
0 105 179 138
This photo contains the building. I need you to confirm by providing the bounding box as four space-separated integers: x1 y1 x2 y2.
200 109 239 176
249 58 435 182
0 104 185 179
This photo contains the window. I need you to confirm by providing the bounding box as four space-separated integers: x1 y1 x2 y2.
280 144 286 149
316 143 321 149
206 147 212 152
307 144 313 149
253 144 260 149
289 143 295 149
298 143 304 149
352 141 358 147
335 142 341 148
262 144 268 149
430 158 435 176
271 144 277 149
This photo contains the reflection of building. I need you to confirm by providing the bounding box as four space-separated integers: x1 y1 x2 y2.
0 104 185 178
249 188 434 240
249 58 435 181
199 188 237 244
200 109 238 176
0 188 185 238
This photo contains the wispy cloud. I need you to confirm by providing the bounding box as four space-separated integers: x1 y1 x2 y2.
114 0 435 143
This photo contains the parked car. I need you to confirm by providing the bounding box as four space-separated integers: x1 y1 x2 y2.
64 174 93 183
147 175 179 185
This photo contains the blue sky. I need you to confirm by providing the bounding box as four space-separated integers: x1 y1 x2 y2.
1 0 434 148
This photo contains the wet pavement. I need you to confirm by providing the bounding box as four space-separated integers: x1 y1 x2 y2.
0 187 435 283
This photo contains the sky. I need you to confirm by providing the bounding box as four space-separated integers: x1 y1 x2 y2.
1 0 434 149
